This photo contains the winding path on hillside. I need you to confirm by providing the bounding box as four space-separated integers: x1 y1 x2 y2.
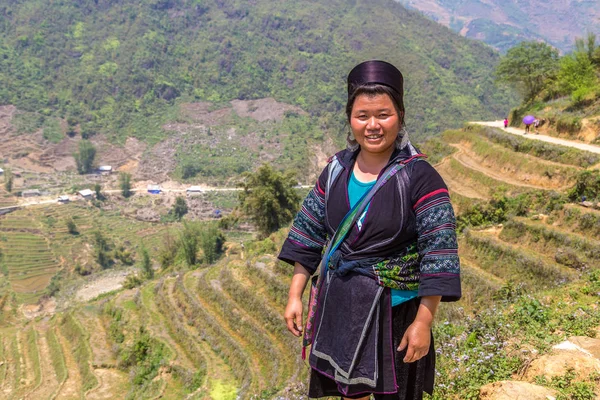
471 120 600 154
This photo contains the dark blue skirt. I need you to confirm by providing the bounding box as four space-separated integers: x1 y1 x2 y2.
308 296 435 400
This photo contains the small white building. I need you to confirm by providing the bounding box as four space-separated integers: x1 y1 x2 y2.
78 189 94 199
186 186 204 194
98 166 112 172
22 189 41 198
147 184 162 194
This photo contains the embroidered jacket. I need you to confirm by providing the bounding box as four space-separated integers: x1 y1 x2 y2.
278 144 461 301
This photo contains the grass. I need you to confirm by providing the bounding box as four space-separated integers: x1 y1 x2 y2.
463 125 600 168
209 379 238 400
461 229 576 288
447 157 523 196
46 327 68 385
26 328 42 393
444 129 580 188
59 312 98 392
500 217 600 266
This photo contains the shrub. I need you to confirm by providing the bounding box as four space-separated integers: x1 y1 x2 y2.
66 218 78 234
568 170 600 201
140 247 153 279
200 224 225 264
74 140 96 174
179 222 200 267
123 274 142 289
238 164 300 238
119 173 133 198
170 196 188 220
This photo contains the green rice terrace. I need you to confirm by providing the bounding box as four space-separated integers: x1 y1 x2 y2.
1 124 600 399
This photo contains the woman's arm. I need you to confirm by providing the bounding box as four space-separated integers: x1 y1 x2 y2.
284 262 311 336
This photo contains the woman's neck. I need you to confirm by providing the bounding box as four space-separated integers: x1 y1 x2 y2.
353 148 394 181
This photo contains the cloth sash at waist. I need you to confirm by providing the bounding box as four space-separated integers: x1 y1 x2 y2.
309 254 398 395
327 246 421 291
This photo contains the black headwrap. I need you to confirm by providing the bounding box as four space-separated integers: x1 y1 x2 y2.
347 60 404 98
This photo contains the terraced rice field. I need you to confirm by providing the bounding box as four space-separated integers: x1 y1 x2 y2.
1 125 599 398
0 211 60 303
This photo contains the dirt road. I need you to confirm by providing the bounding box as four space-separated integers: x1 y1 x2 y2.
471 120 600 154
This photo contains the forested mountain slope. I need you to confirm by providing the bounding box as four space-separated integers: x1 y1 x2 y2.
0 0 514 149
395 0 600 53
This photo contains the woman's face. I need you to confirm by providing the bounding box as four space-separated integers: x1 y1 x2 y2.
350 93 401 158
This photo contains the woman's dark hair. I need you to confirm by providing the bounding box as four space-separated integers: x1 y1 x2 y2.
345 83 406 150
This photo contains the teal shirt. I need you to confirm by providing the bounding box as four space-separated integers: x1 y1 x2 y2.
348 171 418 307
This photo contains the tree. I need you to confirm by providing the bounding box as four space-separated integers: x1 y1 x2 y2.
179 222 200 267
94 183 105 201
93 230 113 269
557 51 598 101
171 196 188 220
140 247 154 279
238 164 300 238
200 224 225 264
119 172 133 198
495 41 560 102
3 168 13 193
74 140 96 174
158 230 178 269
66 218 78 234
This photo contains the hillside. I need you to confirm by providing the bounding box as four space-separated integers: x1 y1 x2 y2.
0 0 517 181
1 124 600 399
395 0 600 53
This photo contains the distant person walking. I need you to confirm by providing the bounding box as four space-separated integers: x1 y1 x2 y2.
523 115 535 135
503 118 508 129
534 118 540 134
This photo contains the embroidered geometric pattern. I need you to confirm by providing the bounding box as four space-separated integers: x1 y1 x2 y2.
372 242 420 290
288 186 327 249
415 192 460 277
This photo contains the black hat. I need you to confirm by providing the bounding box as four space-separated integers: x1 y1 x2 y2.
347 60 404 97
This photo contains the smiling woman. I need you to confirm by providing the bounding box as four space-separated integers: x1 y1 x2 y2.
278 60 461 400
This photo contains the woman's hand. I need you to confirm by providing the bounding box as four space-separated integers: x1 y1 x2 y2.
284 297 304 336
397 295 441 363
284 262 310 337
397 320 431 363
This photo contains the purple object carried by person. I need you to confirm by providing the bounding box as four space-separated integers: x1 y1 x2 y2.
523 115 535 125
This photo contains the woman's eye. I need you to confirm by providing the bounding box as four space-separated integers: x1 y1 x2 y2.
379 114 388 118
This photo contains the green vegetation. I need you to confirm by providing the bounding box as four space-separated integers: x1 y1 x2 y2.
3 168 13 193
119 173 132 198
93 183 104 201
568 170 600 201
46 327 67 385
140 247 153 280
179 222 200 267
200 224 225 264
66 218 78 235
499 34 600 140
59 313 98 392
496 41 560 102
170 196 188 221
239 164 300 238
0 0 515 154
74 140 97 174
463 125 600 168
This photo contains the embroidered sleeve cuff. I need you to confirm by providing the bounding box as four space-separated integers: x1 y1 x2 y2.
418 274 461 302
277 239 321 275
